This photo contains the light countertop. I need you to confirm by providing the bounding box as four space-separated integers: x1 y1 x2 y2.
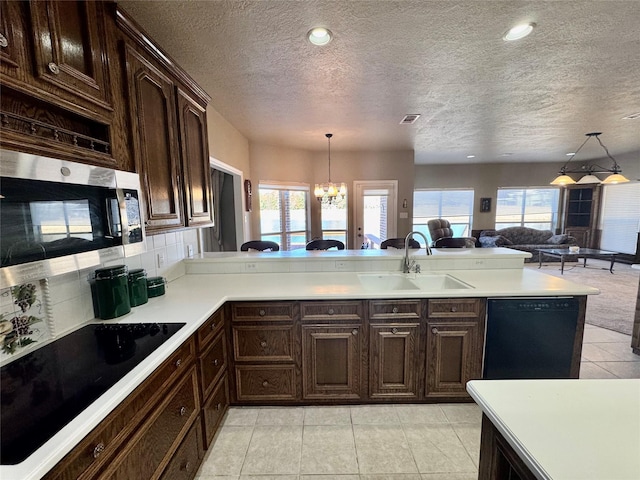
2 266 599 480
467 379 640 480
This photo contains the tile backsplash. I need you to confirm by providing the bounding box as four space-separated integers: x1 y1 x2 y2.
0 230 198 361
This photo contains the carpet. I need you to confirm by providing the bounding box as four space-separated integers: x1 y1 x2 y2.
526 259 640 335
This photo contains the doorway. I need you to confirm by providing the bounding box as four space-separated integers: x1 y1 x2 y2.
353 180 398 249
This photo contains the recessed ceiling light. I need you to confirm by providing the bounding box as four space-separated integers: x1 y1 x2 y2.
566 152 576 156
466 155 475 158
503 22 536 41
308 27 333 46
500 153 513 157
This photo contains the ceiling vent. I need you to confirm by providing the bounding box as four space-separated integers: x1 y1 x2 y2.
400 114 421 124
622 112 640 120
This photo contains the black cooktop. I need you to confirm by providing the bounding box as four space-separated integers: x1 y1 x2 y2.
0 322 185 465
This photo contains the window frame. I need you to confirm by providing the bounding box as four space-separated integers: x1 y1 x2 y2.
412 188 475 244
495 186 561 230
258 182 310 251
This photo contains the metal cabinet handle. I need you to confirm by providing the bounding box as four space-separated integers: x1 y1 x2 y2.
216 402 222 411
351 329 358 336
431 327 438 334
182 461 192 472
48 62 60 74
259 309 266 316
392 307 399 314
213 358 219 366
210 322 216 330
262 380 269 387
391 327 398 334
179 406 187 416
328 308 335 315
175 358 182 368
450 306 458 313
260 340 267 348
0 33 8 48
92 442 105 459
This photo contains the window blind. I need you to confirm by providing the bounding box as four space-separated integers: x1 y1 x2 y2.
599 182 640 254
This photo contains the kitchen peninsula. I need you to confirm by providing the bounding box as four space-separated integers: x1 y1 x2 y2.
1 248 599 480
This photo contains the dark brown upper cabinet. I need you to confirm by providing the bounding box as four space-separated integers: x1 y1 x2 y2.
28 0 112 113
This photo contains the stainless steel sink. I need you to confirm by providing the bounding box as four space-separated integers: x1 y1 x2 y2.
357 273 473 291
357 274 420 291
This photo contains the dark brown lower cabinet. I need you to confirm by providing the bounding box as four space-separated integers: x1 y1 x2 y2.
302 324 363 400
160 420 204 480
478 414 537 480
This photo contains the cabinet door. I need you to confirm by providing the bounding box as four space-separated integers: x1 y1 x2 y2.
0 1 25 78
126 45 184 232
302 325 362 400
369 323 419 399
425 322 481 398
28 0 111 110
177 89 213 227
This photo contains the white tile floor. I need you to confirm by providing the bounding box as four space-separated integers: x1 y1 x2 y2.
196 324 638 480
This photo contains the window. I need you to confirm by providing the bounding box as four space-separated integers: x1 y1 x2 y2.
259 184 309 250
413 189 474 244
321 195 348 245
495 187 560 230
599 183 640 254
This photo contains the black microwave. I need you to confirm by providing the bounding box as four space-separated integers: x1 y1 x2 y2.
0 150 146 286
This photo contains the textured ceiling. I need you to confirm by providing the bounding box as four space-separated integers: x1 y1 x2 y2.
117 0 640 165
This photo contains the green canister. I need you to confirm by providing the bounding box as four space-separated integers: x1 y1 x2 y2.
128 268 148 307
146 276 166 298
93 265 131 319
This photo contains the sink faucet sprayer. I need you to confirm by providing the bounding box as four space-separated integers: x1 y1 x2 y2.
403 231 431 273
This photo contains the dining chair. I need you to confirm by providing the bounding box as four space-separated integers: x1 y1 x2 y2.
380 238 420 249
432 236 477 248
240 240 280 251
305 239 345 250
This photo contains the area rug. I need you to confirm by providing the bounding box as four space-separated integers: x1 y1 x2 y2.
526 259 639 335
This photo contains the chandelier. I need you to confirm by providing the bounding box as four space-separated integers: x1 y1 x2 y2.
550 132 630 186
314 133 346 203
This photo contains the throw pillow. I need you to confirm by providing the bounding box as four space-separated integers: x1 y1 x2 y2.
479 235 513 247
547 234 569 245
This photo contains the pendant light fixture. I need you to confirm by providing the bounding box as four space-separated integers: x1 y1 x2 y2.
550 132 630 186
314 133 346 204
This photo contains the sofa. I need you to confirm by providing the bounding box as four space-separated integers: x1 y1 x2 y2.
478 227 578 262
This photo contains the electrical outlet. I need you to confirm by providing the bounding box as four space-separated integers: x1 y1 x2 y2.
187 244 194 258
157 252 165 268
245 262 257 271
335 260 348 271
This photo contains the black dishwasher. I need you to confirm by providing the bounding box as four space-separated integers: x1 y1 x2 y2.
483 297 580 379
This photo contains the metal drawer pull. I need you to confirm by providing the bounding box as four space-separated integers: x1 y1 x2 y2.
391 327 398 334
262 380 269 387
179 406 187 416
450 306 458 312
352 329 358 336
92 442 105 459
431 327 439 334
328 308 335 315
0 34 8 48
259 309 266 316
211 322 216 330
260 340 267 348
48 62 60 74
392 307 399 314
213 359 219 366
182 461 192 472
175 358 182 368
216 402 222 411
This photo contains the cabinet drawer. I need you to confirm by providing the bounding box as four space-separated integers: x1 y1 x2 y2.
369 299 421 319
199 331 227 399
233 325 295 362
197 308 224 351
43 338 196 480
235 365 296 401
231 302 295 322
202 375 229 448
427 299 483 319
160 417 203 480
104 366 200 479
300 301 363 321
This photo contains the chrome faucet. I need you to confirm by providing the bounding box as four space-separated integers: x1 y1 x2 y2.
403 231 431 273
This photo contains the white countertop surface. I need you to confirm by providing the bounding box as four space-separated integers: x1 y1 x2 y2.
2 267 599 480
467 379 640 480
